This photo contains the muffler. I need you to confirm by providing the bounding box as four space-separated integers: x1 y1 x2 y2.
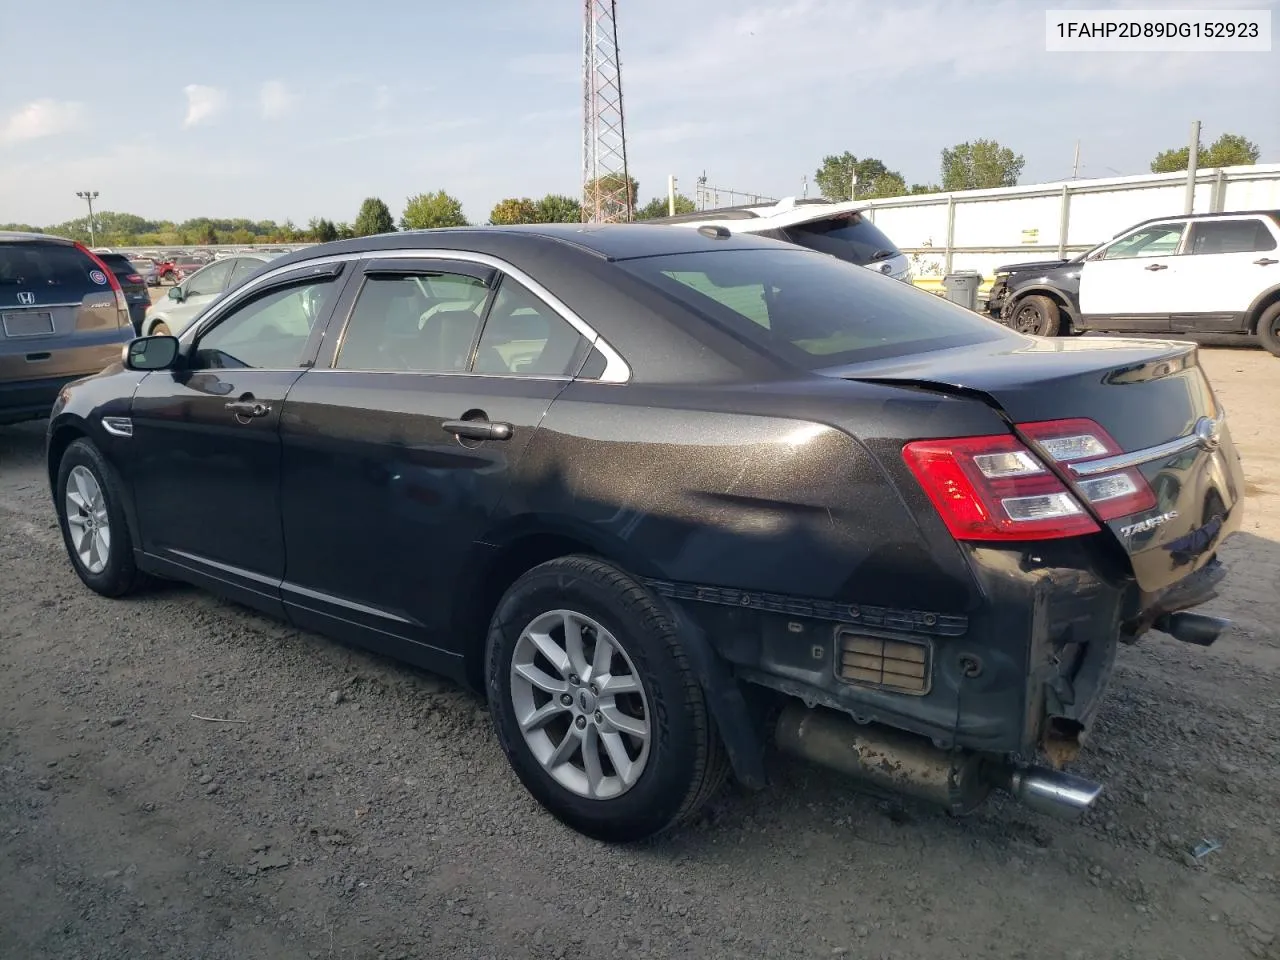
1152 611 1229 647
774 703 1102 821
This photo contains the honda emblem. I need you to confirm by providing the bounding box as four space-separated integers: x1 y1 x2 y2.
17 291 35 305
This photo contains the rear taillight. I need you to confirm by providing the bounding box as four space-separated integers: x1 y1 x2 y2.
126 273 143 284
903 417 1157 542
903 435 1099 541
1018 418 1157 521
75 242 131 324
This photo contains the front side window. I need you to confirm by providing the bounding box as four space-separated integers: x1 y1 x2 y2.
473 277 587 377
335 272 490 373
1101 223 1185 260
619 247 1014 368
1187 219 1277 255
184 259 234 297
192 279 337 370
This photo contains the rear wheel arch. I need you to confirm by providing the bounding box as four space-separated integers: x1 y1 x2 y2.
1245 284 1280 334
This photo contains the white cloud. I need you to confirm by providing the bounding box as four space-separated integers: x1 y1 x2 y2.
259 80 296 119
0 99 84 144
182 84 227 127
373 85 391 112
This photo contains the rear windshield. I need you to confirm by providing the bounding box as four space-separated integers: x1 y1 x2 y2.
619 247 1012 368
0 242 106 297
786 213 901 265
96 253 134 273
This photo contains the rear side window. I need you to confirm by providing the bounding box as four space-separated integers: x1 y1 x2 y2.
620 247 1013 368
1187 219 1277 255
785 213 901 266
473 277 588 377
0 242 109 301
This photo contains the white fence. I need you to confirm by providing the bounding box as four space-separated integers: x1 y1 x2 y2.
860 164 1280 278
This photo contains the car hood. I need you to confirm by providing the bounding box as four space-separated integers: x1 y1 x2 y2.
994 258 1074 274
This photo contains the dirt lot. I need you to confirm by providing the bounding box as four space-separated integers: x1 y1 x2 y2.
1 346 1276 960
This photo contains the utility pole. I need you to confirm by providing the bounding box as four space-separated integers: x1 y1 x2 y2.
801 174 808 199
667 174 676 216
850 171 858 201
1072 140 1081 179
75 190 99 247
581 0 632 223
1184 119 1200 214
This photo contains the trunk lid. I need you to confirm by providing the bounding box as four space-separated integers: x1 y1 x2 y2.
828 336 1246 594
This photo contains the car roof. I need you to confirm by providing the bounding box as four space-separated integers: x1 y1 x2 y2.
264 223 783 274
1124 209 1280 231
0 230 76 245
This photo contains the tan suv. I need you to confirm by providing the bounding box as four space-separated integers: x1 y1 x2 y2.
0 232 135 425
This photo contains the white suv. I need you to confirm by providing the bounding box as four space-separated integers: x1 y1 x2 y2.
987 210 1280 356
648 197 913 283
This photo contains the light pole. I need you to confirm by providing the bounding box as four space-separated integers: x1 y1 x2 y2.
75 190 99 247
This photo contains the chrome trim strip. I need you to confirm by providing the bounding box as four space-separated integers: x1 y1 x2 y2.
101 416 133 438
183 248 632 383
282 580 414 624
1068 432 1203 477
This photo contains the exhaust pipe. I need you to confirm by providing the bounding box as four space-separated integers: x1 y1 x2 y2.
999 767 1103 821
1152 611 1229 647
774 703 1103 821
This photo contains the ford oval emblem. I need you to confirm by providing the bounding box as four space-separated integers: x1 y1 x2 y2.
1193 416 1221 451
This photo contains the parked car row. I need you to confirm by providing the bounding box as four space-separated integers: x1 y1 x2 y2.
39 223 1245 842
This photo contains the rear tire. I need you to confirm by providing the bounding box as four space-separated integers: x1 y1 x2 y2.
54 439 147 598
485 555 728 842
1010 294 1062 337
1257 302 1280 358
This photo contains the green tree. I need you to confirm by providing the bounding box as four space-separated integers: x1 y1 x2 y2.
534 194 582 223
198 224 218 245
909 183 941 195
940 139 1025 191
635 194 697 219
1150 132 1261 173
863 173 907 199
400 191 468 230
354 197 396 236
814 152 903 202
489 197 540 225
335 221 356 239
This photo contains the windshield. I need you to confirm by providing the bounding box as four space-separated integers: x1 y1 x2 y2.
619 247 1014 368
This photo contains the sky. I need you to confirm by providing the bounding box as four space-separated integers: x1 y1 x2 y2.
0 0 1276 227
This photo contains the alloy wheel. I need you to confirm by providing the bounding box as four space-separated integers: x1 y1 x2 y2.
508 608 651 800
65 465 111 574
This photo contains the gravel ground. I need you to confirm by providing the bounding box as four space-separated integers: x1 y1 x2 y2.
1 346 1277 960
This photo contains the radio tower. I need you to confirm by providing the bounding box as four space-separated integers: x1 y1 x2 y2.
582 0 633 223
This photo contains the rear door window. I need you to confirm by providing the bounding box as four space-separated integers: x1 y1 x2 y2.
473 277 589 377
1186 218 1277 255
784 213 901 266
620 247 1013 368
0 241 109 306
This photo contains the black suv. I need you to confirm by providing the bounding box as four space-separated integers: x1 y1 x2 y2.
0 233 134 425
95 252 151 334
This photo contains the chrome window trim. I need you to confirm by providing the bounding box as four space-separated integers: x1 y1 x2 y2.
181 248 631 383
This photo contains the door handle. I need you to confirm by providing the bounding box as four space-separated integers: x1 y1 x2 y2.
225 399 271 418
1255 257 1278 266
442 419 513 441
1144 263 1168 271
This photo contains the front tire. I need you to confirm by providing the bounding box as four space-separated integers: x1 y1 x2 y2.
485 556 728 842
1257 302 1280 358
55 439 146 597
150 320 172 336
1010 294 1062 336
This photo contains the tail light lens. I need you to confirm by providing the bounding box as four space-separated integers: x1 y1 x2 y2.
126 273 144 284
75 243 131 325
903 417 1157 542
1018 418 1157 521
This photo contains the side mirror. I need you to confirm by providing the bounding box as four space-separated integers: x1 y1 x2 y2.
123 335 180 371
168 285 185 302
